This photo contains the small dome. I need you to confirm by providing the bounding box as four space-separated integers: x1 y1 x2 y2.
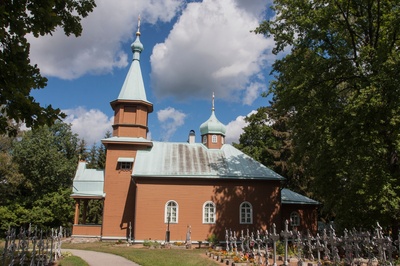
200 111 226 135
131 35 143 53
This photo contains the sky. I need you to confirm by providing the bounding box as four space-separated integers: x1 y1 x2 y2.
28 0 277 146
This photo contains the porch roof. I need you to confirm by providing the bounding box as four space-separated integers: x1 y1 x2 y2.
281 188 319 205
71 161 105 198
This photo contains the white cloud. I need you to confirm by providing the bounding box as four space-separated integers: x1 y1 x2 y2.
225 110 257 144
157 107 187 141
63 107 113 145
243 82 264 105
27 0 183 79
150 0 275 105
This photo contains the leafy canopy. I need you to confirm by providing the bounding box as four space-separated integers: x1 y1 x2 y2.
0 121 80 231
255 0 400 229
0 0 96 136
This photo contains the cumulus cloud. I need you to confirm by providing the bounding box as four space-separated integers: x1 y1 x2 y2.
28 0 183 79
63 107 113 145
150 0 275 105
157 107 187 141
225 110 257 144
243 82 265 105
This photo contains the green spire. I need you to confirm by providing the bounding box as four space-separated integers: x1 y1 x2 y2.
117 16 150 104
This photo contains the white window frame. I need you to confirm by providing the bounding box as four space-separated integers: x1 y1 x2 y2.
202 135 207 144
117 157 134 170
212 135 217 143
203 201 216 224
240 201 253 224
290 211 300 227
165 200 178 223
119 161 132 170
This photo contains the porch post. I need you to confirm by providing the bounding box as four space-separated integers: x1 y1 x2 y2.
74 199 80 224
82 199 88 224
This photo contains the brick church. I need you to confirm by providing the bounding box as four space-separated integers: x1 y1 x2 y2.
71 22 319 242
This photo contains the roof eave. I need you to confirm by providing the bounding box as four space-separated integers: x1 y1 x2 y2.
281 201 320 205
71 194 105 199
110 99 153 113
132 174 284 180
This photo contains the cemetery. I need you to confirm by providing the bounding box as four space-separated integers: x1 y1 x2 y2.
1 226 63 266
2 221 400 266
204 221 399 266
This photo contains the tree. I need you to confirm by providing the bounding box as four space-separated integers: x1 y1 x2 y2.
12 121 79 202
0 0 96 136
234 105 309 194
0 121 79 231
256 0 400 229
0 150 24 206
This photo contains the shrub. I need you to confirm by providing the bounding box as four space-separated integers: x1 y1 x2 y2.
206 234 218 246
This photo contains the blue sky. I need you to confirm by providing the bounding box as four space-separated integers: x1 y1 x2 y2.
29 0 276 146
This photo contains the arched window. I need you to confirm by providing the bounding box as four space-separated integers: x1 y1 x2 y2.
203 201 216 224
165 201 178 223
212 135 217 143
240 202 253 224
290 212 300 227
202 135 207 144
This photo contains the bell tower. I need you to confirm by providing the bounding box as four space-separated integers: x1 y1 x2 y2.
110 16 153 138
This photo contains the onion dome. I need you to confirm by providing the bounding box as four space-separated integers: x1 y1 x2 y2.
200 93 226 135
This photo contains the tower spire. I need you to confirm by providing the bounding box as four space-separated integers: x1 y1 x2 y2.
110 17 153 138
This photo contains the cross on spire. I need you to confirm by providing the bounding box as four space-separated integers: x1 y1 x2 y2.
136 15 141 36
212 92 215 111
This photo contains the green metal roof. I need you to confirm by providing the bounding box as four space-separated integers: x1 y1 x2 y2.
71 162 105 198
281 188 319 205
133 142 284 180
200 110 226 135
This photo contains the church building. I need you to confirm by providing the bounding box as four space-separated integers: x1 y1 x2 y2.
70 22 319 242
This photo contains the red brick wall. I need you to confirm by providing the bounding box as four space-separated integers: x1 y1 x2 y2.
102 144 138 238
133 178 281 242
73 225 102 237
201 134 224 149
280 204 318 234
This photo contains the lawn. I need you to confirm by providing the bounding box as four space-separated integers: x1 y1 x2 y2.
58 255 89 266
61 241 220 266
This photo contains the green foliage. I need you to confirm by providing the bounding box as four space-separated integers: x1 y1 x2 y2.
143 239 161 248
81 131 109 170
12 121 79 202
85 200 103 224
0 0 96 136
234 106 309 194
206 234 219 246
255 0 400 229
0 121 79 232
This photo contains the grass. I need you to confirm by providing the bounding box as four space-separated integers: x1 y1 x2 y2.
61 241 220 266
58 255 89 266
